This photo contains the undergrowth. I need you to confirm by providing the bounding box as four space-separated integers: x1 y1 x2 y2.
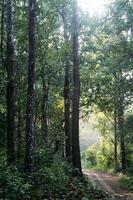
119 174 133 191
0 154 113 200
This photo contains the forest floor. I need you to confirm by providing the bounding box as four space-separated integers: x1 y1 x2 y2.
83 169 133 200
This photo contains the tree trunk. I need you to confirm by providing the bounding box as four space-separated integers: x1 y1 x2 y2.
6 0 15 164
114 107 118 172
117 102 126 174
24 0 36 174
16 104 22 162
71 0 82 173
41 75 48 145
60 5 71 160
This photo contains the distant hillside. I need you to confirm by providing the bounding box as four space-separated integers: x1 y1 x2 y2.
79 115 100 154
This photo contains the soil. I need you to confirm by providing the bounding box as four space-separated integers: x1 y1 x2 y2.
83 169 133 200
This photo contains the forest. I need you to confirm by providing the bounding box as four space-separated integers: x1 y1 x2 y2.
0 0 133 199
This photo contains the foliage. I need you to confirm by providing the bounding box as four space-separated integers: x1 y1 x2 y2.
82 110 115 171
33 157 69 199
0 154 112 200
119 175 133 191
124 113 133 170
80 0 133 174
82 140 120 173
0 0 133 198
96 141 115 172
33 156 111 199
82 144 98 166
0 161 31 199
35 147 54 168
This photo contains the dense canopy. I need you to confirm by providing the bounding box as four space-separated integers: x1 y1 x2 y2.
0 0 133 199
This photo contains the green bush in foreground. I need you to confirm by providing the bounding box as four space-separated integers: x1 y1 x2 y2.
0 165 31 199
0 155 112 200
119 175 133 191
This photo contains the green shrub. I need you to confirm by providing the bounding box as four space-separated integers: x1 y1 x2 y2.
82 144 98 167
119 175 133 191
35 147 54 168
0 165 31 200
34 156 69 199
0 154 113 200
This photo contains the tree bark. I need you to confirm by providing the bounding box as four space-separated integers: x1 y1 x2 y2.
60 4 71 160
24 0 36 174
6 0 15 164
1 0 5 64
117 101 126 174
116 69 126 174
16 103 22 162
71 0 82 173
41 74 48 145
114 107 118 172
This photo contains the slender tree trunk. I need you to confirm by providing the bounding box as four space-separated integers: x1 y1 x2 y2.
41 74 48 145
114 107 118 172
60 5 71 160
1 0 5 63
71 0 82 173
117 69 126 174
6 0 15 164
24 0 36 174
16 104 22 161
117 102 126 174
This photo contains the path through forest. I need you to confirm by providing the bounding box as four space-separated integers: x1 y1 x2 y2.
83 169 133 200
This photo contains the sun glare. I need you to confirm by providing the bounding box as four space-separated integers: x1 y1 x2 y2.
78 0 110 16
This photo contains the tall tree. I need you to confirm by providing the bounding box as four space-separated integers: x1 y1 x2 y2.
58 3 71 160
71 0 81 172
6 0 15 164
114 106 118 172
24 0 36 174
41 71 49 145
117 71 126 173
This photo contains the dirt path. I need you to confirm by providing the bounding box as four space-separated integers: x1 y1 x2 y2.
83 169 133 200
